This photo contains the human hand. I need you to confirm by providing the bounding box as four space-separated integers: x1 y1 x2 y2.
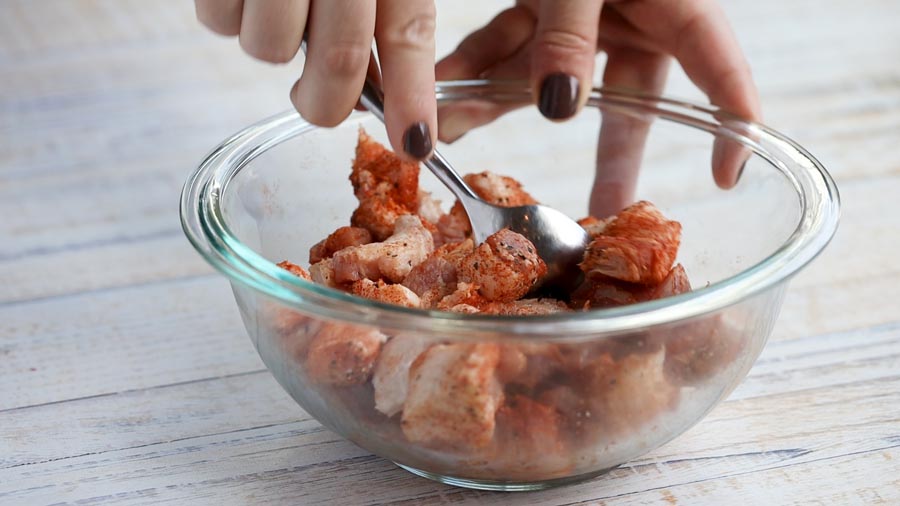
195 0 438 160
436 0 761 216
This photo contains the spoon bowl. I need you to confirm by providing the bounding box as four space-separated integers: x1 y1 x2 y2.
459 196 590 295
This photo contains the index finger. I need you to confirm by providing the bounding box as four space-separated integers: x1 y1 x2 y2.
375 0 438 161
618 0 761 187
628 0 760 120
530 0 604 120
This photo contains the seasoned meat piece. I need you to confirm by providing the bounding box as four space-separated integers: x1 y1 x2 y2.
351 195 413 243
463 171 539 207
350 279 421 308
570 277 641 309
577 215 613 239
309 226 373 264
416 190 450 247
309 257 337 287
402 239 474 307
571 263 691 309
580 201 681 285
458 229 547 302
276 260 312 280
436 201 472 244
640 263 691 300
402 254 455 306
435 288 569 317
269 261 321 359
435 286 569 316
664 314 743 385
497 343 571 392
496 346 528 384
496 343 566 390
446 303 482 314
581 348 679 438
401 343 502 450
435 282 490 312
332 215 434 284
350 130 421 240
416 189 444 225
538 385 593 442
442 239 476 267
306 323 387 386
481 298 571 316
264 303 321 362
433 171 536 245
273 311 321 363
489 395 570 479
271 261 320 358
372 335 431 417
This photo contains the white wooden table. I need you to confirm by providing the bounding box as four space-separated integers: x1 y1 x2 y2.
2 1 899 504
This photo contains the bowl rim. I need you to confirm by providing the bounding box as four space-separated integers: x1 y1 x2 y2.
180 80 840 340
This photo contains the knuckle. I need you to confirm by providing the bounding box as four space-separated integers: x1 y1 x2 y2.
321 43 370 78
536 28 594 56
239 37 295 64
381 9 436 50
673 10 706 57
494 6 536 31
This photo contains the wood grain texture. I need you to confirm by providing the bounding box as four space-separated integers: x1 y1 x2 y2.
1 325 897 504
1 0 898 504
0 276 259 411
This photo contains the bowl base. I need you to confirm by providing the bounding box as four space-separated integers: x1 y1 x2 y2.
395 462 619 492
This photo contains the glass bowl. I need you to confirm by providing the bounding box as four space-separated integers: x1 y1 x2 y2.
180 81 839 491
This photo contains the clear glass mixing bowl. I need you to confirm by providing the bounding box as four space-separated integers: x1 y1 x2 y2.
181 81 839 491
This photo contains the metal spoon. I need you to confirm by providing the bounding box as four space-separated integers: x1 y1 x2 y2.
357 78 589 295
300 40 589 294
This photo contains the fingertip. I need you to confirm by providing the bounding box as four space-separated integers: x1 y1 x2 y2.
711 137 731 189
289 78 303 114
713 172 734 190
382 94 438 162
375 0 438 161
537 72 581 120
715 160 747 190
737 160 747 183
381 89 438 161
529 0 602 121
711 136 751 189
401 121 434 160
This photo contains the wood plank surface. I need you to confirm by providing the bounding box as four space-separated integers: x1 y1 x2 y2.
1 0 898 504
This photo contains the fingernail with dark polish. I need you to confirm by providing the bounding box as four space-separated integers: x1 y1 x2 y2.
403 122 432 159
539 72 580 119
